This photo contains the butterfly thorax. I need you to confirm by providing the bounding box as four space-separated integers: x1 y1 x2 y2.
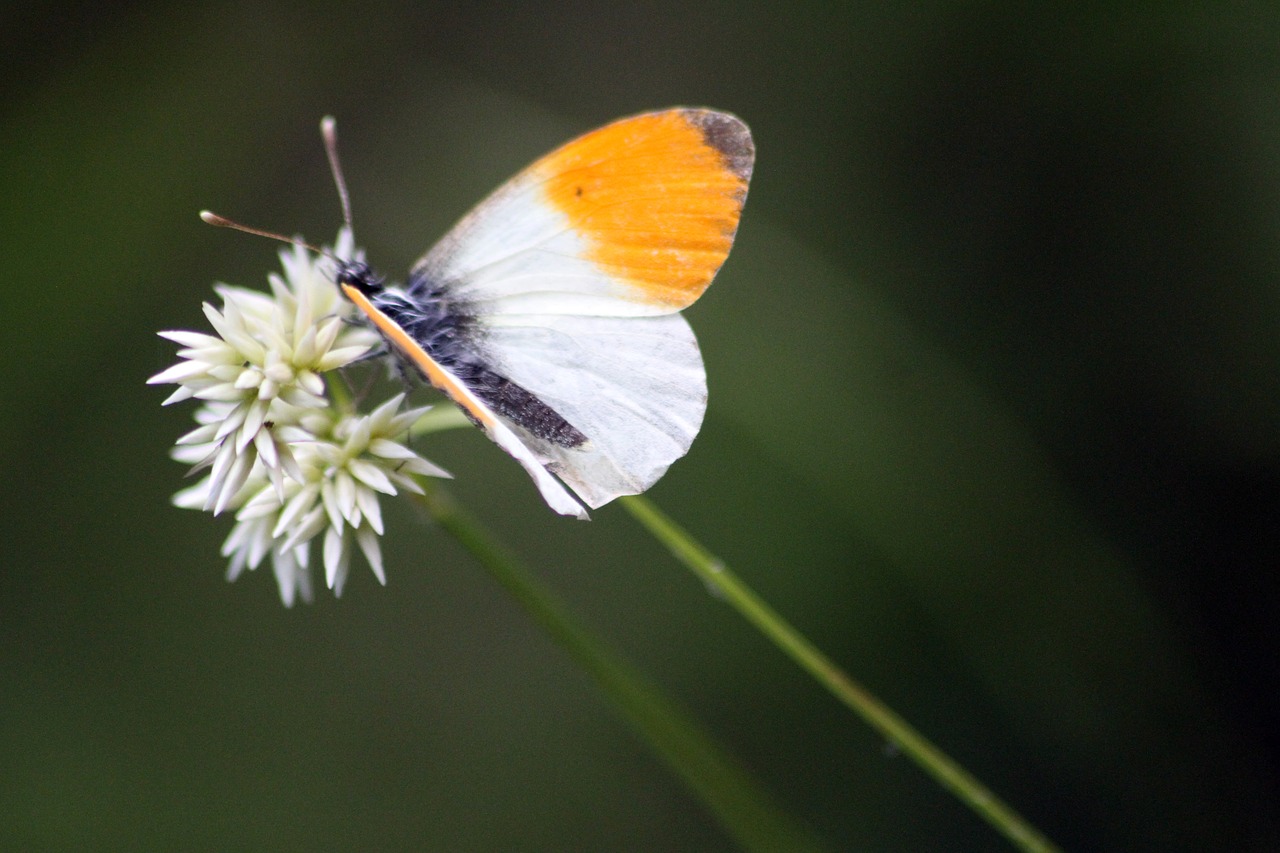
334 259 468 364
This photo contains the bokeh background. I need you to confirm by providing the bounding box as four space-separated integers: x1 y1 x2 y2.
4 2 1279 850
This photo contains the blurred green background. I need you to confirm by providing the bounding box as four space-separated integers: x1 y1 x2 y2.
3 2 1278 850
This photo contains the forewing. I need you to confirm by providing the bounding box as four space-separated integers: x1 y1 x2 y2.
414 108 753 318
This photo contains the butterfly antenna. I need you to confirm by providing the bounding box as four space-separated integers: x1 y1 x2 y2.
199 211 326 256
321 116 354 234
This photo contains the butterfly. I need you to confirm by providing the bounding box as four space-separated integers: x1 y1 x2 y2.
208 108 753 519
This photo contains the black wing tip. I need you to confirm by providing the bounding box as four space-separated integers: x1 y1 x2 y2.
681 108 755 183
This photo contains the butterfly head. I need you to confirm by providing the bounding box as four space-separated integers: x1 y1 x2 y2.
335 259 384 296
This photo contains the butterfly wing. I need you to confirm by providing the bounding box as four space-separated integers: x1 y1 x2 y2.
406 108 753 512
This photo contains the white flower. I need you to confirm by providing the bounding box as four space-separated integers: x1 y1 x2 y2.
149 229 378 513
154 230 453 605
230 396 449 600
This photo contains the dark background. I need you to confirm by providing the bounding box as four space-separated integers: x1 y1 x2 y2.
3 2 1278 850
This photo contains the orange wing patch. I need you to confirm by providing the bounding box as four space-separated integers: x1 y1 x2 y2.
533 109 753 309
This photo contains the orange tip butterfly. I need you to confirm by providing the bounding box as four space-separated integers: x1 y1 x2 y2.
204 108 754 519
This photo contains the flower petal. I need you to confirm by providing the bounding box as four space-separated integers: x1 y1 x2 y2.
161 386 196 405
356 525 385 586
323 527 348 595
316 477 343 527
172 479 212 510
347 458 395 495
147 360 213 385
279 504 328 553
158 330 223 348
367 438 416 460
236 399 270 453
315 345 371 372
355 486 384 536
213 449 256 516
273 482 320 539
334 470 358 523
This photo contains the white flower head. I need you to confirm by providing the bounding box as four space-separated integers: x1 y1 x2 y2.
153 230 452 605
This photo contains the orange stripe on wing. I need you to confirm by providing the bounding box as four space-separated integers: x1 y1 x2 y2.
533 109 753 310
340 284 496 429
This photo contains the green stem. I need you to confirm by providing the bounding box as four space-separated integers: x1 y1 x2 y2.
413 485 828 853
620 495 1061 853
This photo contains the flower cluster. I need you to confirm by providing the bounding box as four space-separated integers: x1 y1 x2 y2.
149 230 450 605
